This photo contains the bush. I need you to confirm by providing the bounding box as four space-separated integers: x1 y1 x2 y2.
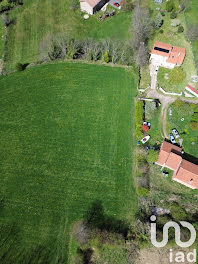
174 100 194 117
169 67 186 84
170 12 177 19
166 0 175 12
154 13 163 29
147 150 158 164
16 63 24 71
103 51 109 63
178 25 184 33
160 11 165 17
192 112 198 122
190 122 198 130
135 101 144 138
137 187 149 197
159 29 164 34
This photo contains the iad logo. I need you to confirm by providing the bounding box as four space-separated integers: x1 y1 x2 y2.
150 215 197 263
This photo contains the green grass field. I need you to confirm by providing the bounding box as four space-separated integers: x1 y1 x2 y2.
0 62 137 263
5 0 131 69
185 0 198 73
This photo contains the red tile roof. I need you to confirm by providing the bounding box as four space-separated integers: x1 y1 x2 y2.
186 84 198 95
156 141 182 166
157 141 198 189
142 124 150 133
151 41 186 65
80 0 101 7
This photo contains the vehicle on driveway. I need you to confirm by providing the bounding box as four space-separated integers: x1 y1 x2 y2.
141 135 150 144
113 2 120 7
169 133 176 144
172 128 180 139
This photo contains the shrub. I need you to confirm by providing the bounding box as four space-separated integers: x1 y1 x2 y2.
169 67 186 84
103 51 109 63
190 122 198 130
135 101 144 138
154 13 163 29
166 0 175 12
137 187 149 197
174 100 194 117
178 25 184 33
160 11 165 17
192 112 198 122
147 150 158 164
159 29 164 34
16 63 24 71
170 203 188 221
170 12 177 19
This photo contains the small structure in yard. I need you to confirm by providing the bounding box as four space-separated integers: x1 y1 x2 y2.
142 124 150 133
185 84 198 98
150 41 186 69
79 0 108 15
156 141 198 189
155 0 163 3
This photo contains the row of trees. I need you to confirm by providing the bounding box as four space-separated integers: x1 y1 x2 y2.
0 0 23 13
39 35 135 66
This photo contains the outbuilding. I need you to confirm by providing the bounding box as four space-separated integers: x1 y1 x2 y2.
79 0 108 15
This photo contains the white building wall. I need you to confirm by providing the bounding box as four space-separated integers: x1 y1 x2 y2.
150 54 175 69
80 2 93 15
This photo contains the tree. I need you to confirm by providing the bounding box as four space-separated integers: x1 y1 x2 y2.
135 43 148 67
2 13 10 26
154 13 163 29
186 24 198 41
178 25 184 33
166 0 176 12
169 67 186 84
179 0 190 12
170 12 177 19
103 51 109 63
16 63 24 71
131 6 152 50
122 0 134 11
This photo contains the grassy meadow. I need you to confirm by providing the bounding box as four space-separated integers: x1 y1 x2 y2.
5 0 131 69
0 62 137 263
185 0 198 72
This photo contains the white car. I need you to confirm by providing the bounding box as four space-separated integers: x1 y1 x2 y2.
172 129 180 139
141 135 150 144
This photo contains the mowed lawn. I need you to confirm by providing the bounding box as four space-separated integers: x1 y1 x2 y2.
0 62 137 263
5 0 131 69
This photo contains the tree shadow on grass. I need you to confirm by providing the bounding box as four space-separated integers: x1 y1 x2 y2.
84 200 129 239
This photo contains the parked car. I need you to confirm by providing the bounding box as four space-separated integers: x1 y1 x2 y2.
169 133 176 144
141 135 150 144
172 128 180 139
113 2 120 7
143 121 151 127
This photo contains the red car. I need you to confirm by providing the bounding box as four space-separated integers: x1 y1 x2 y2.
113 2 120 7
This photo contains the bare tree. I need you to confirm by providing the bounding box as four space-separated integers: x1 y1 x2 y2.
135 42 148 67
82 38 95 60
92 42 101 61
186 24 198 41
39 34 53 61
131 6 152 50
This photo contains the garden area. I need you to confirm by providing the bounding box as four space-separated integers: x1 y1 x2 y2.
167 100 198 158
